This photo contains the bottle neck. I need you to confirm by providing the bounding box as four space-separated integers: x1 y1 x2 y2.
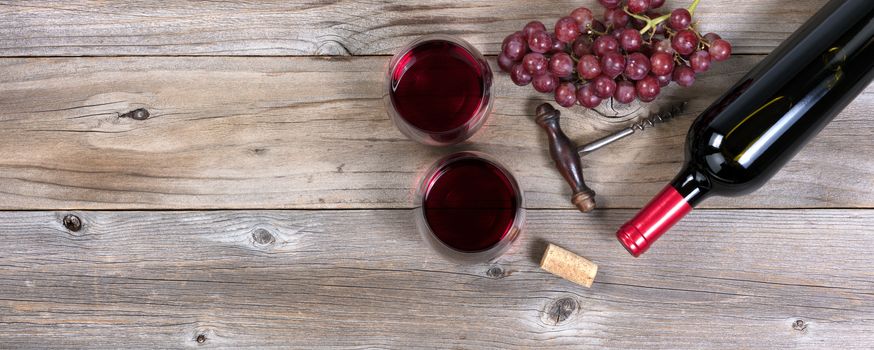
670 165 712 206
616 166 711 257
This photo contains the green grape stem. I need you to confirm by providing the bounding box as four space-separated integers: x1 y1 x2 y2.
629 0 703 35
688 0 701 16
586 24 609 37
694 30 710 50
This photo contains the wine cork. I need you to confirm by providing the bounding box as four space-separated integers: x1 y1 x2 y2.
539 243 598 288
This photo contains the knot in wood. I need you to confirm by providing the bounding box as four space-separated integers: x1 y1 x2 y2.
792 319 807 332
196 334 207 343
546 297 577 325
592 98 643 120
62 214 82 232
119 108 150 120
252 228 275 245
316 39 352 56
486 265 506 279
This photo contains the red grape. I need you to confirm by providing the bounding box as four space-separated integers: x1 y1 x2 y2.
672 65 696 87
498 1 728 108
572 36 593 57
548 33 566 53
669 8 691 30
555 16 581 43
690 50 712 72
593 35 619 56
592 75 617 98
636 75 660 102
703 32 722 44
614 80 637 103
709 39 732 61
523 52 549 75
654 73 672 87
533 73 559 92
627 0 651 14
672 29 698 56
639 92 657 103
624 52 651 80
576 83 603 108
604 7 629 28
577 54 602 80
590 20 607 34
555 83 578 107
601 51 626 78
598 0 622 9
510 64 532 86
649 52 674 76
549 52 575 78
502 33 528 61
522 21 547 39
498 53 515 73
653 39 674 55
570 7 595 31
612 28 624 41
619 28 643 52
502 31 524 50
528 30 553 53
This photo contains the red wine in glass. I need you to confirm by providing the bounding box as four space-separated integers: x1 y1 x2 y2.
387 35 493 146
416 152 524 262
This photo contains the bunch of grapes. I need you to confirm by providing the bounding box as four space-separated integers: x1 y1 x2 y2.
498 0 732 108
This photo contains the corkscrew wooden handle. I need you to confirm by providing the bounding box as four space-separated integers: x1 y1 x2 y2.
535 103 596 213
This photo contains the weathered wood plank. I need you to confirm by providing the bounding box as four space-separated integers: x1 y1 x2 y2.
0 209 872 348
0 0 827 56
1 55 871 209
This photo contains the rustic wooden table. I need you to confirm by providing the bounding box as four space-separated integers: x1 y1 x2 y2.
1 0 872 348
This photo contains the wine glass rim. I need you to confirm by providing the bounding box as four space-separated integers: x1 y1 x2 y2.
414 151 525 262
384 35 494 145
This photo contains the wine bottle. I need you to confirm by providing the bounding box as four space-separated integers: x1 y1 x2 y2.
617 0 874 257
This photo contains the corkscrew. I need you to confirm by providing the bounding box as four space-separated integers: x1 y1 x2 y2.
535 101 688 213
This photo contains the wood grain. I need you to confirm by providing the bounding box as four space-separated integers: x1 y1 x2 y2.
0 209 872 349
1 55 871 210
0 0 828 56
2 1 872 349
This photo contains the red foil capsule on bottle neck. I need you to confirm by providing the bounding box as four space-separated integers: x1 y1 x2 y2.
617 185 692 257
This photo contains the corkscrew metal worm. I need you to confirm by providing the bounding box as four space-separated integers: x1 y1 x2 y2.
535 101 688 212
